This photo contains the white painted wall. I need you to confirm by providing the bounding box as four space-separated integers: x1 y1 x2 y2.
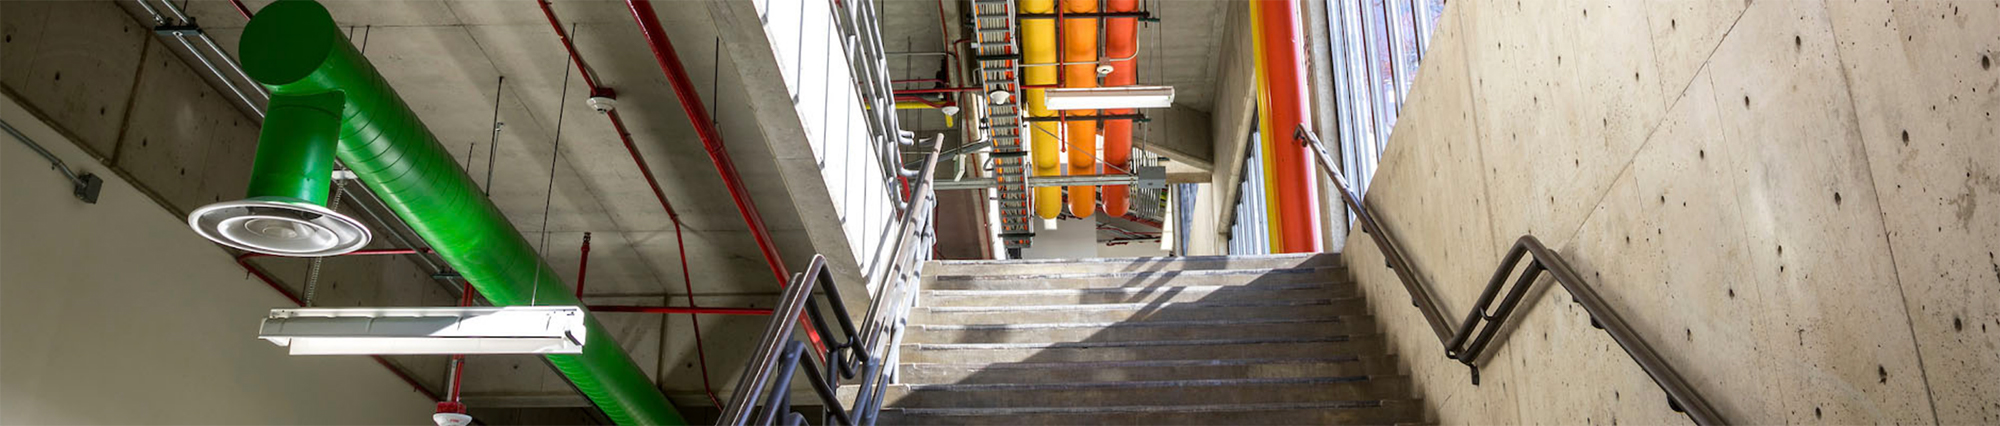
1 95 434 424
1021 217 1169 260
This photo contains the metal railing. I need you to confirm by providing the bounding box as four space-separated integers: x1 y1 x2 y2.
826 0 923 198
1296 126 1724 425
719 138 942 426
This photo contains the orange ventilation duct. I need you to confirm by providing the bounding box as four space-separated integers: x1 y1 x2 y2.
1100 0 1138 217
1060 0 1100 218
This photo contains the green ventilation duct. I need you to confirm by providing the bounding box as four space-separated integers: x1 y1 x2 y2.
236 1 685 424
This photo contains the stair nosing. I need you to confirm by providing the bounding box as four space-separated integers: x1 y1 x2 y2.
922 297 1357 313
887 400 1390 416
915 317 1344 330
930 253 1330 266
900 356 1367 370
924 282 1334 297
932 266 1344 281
910 335 1362 350
900 375 1375 392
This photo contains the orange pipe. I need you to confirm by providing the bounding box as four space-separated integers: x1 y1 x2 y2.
1253 0 1319 252
1061 0 1099 218
1023 0 1062 219
1100 0 1138 217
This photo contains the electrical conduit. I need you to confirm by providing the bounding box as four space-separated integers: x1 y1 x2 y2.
237 2 683 424
1022 0 1062 219
1100 0 1138 217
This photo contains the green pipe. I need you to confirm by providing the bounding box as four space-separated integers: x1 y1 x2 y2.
238 2 685 424
246 92 343 205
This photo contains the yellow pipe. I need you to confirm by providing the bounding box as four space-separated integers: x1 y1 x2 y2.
1250 0 1283 253
1062 0 1100 218
1023 0 1062 219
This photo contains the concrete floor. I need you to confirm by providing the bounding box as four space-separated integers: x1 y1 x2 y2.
1343 0 1999 423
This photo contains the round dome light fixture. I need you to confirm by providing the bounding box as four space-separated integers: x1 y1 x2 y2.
188 197 371 257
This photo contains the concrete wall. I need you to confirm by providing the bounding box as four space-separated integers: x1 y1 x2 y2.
1 94 435 424
1346 0 1999 424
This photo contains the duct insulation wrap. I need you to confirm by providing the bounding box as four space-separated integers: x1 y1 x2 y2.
237 1 685 424
1100 0 1138 217
1061 0 1100 218
1022 0 1062 219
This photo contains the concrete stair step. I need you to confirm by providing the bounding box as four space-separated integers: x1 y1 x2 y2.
926 266 1348 290
896 356 1402 385
900 335 1384 364
906 316 1372 344
912 298 1369 325
874 400 1421 425
921 283 1351 307
927 253 1342 276
873 376 1409 408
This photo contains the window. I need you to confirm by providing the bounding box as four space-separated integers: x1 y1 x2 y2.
1324 0 1445 198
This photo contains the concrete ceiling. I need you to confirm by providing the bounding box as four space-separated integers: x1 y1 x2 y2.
120 0 846 410
108 0 1234 417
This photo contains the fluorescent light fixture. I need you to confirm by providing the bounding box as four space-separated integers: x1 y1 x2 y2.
259 306 587 355
1043 86 1176 110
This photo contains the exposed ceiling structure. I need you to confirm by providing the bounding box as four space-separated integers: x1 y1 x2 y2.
90 0 1233 420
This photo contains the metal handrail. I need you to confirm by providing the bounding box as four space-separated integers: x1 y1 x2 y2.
1296 126 1724 425
720 138 943 426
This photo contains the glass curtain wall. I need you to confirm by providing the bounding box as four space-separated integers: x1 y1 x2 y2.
1326 0 1445 197
1227 0 1445 254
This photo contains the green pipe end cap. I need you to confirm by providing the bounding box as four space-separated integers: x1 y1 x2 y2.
240 0 340 86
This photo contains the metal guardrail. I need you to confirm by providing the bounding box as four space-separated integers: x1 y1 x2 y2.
720 138 942 426
1296 126 1725 425
826 0 922 205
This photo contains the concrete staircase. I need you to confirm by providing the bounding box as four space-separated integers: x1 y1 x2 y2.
870 254 1422 425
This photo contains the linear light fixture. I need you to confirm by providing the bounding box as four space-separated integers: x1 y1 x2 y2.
259 306 587 355
1043 86 1176 110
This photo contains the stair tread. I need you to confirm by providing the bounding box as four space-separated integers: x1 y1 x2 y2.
923 297 1354 312
911 335 1358 350
902 356 1368 370
888 400 1406 416
902 375 1376 392
916 316 1345 330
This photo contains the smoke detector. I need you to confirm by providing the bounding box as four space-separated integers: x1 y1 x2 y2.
188 197 371 257
432 413 473 426
586 96 617 114
1096 64 1115 76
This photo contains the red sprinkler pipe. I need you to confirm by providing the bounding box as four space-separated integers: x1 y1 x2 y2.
623 0 828 357
894 86 983 95
1254 0 1321 252
1100 0 1138 217
574 232 591 298
541 1 735 409
228 0 253 20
